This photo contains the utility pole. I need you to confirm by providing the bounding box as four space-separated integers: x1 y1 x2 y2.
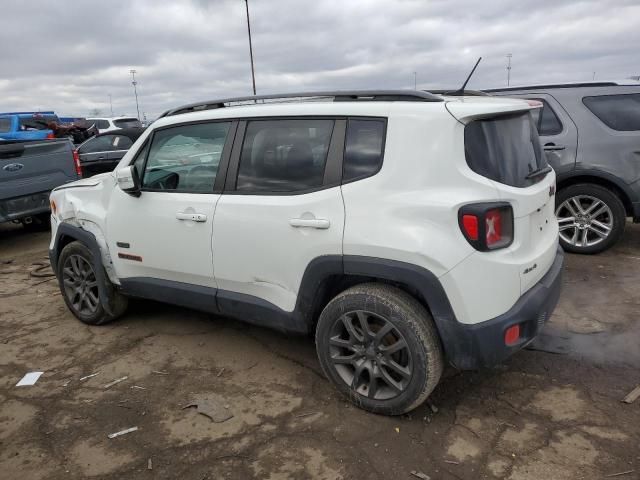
506 54 512 86
593 72 596 80
130 69 141 120
413 71 417 90
244 0 257 96
108 94 114 116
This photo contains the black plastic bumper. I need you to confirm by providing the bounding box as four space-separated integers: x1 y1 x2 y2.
444 246 564 370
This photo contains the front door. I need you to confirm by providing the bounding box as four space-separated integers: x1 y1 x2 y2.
107 120 234 288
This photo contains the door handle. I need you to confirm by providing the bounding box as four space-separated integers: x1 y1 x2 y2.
543 143 565 151
176 212 207 222
289 218 330 229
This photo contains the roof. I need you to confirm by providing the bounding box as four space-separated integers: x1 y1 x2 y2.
86 116 140 121
95 127 145 141
485 80 640 93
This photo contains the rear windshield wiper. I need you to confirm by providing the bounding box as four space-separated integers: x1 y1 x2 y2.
526 165 552 180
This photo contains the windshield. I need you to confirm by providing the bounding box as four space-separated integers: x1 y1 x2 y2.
464 111 547 188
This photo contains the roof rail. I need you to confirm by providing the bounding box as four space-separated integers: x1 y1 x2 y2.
484 82 620 93
429 89 491 97
159 90 443 118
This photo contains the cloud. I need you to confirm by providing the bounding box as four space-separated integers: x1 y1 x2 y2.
0 0 638 118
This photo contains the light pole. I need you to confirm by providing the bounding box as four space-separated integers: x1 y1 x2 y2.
506 54 512 86
244 0 257 96
413 71 417 90
130 69 141 120
108 94 114 116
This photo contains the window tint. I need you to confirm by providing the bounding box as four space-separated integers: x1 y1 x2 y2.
236 119 334 192
529 99 562 136
114 118 142 128
88 119 111 129
343 119 385 182
465 112 547 188
112 135 133 150
79 135 115 154
0 118 11 133
583 94 640 131
141 122 230 192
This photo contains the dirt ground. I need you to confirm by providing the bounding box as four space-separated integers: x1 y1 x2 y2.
1 222 639 480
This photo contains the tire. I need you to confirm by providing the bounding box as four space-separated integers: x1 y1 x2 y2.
555 184 626 254
315 283 443 416
57 241 128 325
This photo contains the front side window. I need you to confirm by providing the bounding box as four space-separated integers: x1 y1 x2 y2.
141 122 230 192
111 135 133 150
236 119 334 192
343 119 386 183
583 94 640 131
79 135 115 154
529 99 563 136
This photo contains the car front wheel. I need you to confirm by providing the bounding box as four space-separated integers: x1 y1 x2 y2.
315 283 443 416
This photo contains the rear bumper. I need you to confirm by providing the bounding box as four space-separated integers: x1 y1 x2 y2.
0 191 50 223
444 246 564 369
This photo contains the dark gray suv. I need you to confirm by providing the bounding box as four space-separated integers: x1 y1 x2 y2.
487 81 640 254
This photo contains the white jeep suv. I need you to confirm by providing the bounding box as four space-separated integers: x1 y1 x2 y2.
49 90 563 415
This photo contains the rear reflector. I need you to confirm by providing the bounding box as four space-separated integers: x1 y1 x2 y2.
504 324 520 345
485 208 503 247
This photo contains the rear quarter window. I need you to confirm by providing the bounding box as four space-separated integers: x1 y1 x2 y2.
583 93 640 131
342 119 386 183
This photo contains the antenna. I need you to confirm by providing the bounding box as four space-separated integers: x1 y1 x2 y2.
452 57 482 96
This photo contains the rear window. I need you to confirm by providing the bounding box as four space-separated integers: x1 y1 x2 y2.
19 114 59 130
0 118 10 133
583 94 640 131
464 112 547 188
114 118 142 128
88 119 111 129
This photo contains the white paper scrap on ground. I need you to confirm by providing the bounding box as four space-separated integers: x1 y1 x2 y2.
108 426 138 439
16 372 44 386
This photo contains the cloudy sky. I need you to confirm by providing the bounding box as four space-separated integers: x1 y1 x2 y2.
1 0 638 119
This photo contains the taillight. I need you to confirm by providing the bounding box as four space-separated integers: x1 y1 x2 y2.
504 324 521 345
73 149 83 177
458 203 513 251
46 132 55 139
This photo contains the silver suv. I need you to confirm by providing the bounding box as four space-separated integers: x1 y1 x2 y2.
487 81 640 254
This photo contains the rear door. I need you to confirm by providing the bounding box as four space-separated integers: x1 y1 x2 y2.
496 92 578 175
212 118 345 313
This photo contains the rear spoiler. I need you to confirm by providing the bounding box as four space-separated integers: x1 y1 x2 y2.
445 98 542 124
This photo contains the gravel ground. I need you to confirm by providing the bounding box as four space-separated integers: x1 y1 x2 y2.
1 222 639 480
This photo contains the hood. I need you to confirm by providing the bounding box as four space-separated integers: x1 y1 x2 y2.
53 172 112 191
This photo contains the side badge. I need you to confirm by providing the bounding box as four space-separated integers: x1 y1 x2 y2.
549 185 556 197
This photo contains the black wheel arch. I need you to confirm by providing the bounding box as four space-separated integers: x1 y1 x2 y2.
556 170 635 217
50 223 116 316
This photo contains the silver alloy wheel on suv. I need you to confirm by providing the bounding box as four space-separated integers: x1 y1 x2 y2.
556 195 613 248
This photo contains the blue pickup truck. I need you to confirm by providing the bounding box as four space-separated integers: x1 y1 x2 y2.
0 112 59 141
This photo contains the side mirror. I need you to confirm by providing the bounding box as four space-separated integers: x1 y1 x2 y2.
115 166 141 197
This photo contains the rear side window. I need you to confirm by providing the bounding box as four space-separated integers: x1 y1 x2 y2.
465 112 547 188
343 119 385 183
88 119 111 129
142 122 230 192
0 118 11 133
529 99 562 136
583 94 640 131
112 135 133 149
236 119 334 192
114 118 142 128
79 135 114 153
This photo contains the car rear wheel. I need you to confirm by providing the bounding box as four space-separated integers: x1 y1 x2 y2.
57 241 127 325
315 283 443 415
555 184 626 254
